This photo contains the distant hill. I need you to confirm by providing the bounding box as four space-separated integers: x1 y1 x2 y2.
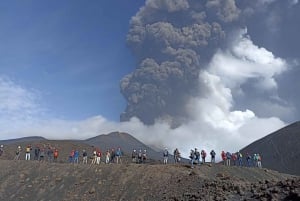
84 131 163 161
241 121 300 176
0 136 46 145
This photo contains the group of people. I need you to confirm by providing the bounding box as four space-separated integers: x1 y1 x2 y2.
221 151 262 168
160 148 263 169
131 149 147 164
1 144 263 168
162 148 181 164
12 144 59 162
186 148 262 168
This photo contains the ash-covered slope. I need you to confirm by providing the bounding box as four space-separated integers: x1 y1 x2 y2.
0 160 299 201
241 121 300 176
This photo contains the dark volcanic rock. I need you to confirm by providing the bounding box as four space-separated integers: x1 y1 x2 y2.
241 121 300 176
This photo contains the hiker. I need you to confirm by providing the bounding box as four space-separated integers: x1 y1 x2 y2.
226 151 231 166
142 149 147 163
173 148 181 163
53 149 59 162
47 146 54 163
237 151 243 166
210 150 216 163
34 145 40 160
137 149 143 164
116 147 122 164
190 149 195 168
132 149 137 163
74 149 79 164
69 150 75 163
25 145 31 160
0 145 4 156
91 150 97 164
253 154 258 167
232 153 237 166
195 148 200 165
39 147 45 162
163 148 169 164
256 154 262 168
246 153 252 167
82 150 88 164
110 148 115 163
221 151 226 165
96 149 102 165
201 150 207 164
105 150 111 164
14 146 22 160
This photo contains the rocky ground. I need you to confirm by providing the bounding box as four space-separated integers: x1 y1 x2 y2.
0 159 299 201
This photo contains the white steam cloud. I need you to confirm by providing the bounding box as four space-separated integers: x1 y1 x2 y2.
0 30 288 160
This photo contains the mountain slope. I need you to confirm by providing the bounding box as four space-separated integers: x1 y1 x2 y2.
241 121 300 176
84 132 162 160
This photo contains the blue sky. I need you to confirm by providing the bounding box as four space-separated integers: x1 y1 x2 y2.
0 0 144 121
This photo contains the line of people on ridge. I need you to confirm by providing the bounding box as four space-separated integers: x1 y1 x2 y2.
12 144 60 162
221 151 262 168
161 148 263 169
5 144 127 165
69 147 123 164
1 144 263 168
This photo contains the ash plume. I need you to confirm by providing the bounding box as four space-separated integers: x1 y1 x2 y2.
120 0 243 126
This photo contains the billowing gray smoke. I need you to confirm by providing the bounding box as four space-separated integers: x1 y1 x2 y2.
120 0 241 126
120 0 271 126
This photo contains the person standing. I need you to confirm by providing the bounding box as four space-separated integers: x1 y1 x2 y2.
82 150 88 164
226 151 231 166
116 147 122 164
163 148 169 164
0 145 4 156
190 149 195 168
14 146 22 160
73 150 79 164
173 148 181 164
96 149 102 165
132 149 137 163
105 150 111 164
257 154 262 168
246 153 252 167
25 145 31 160
53 149 59 162
210 150 216 163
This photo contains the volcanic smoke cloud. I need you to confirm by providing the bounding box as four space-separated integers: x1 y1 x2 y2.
120 0 296 128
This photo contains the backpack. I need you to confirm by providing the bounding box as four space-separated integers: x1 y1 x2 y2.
54 151 58 157
226 152 231 159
